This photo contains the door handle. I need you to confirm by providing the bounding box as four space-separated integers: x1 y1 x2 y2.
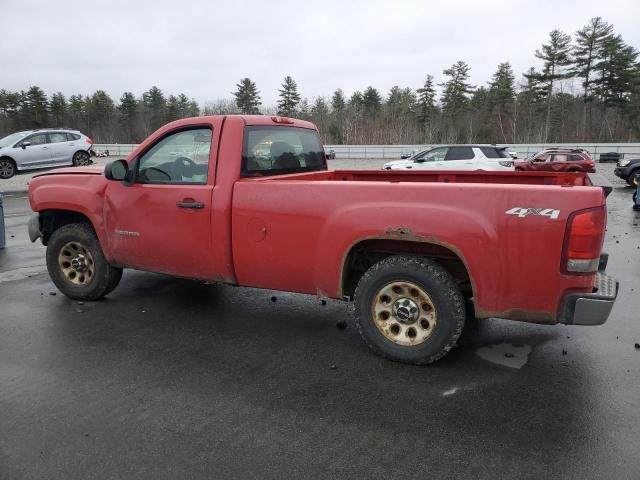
176 199 204 209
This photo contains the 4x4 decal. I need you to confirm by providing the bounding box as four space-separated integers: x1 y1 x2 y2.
505 207 560 220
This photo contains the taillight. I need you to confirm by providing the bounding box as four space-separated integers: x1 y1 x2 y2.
561 206 606 274
86 137 94 144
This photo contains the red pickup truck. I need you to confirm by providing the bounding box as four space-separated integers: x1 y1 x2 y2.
28 115 618 365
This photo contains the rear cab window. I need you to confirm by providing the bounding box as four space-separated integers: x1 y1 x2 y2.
242 126 326 177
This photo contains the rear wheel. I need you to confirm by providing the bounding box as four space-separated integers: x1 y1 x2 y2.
0 157 16 179
353 256 465 365
72 151 91 166
46 223 123 300
628 171 640 188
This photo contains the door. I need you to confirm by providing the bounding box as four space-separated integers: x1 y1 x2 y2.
529 153 549 171
413 147 449 170
444 146 475 170
549 153 569 172
14 133 53 168
47 132 74 164
104 126 217 279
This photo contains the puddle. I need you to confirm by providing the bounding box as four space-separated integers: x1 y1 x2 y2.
476 343 533 369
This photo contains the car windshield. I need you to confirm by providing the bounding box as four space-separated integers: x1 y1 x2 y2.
0 132 27 148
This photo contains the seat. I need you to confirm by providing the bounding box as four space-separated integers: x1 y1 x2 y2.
270 141 300 169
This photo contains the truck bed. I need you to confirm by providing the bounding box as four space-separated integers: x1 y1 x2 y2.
255 169 596 187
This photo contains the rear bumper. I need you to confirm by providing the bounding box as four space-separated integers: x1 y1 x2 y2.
558 271 619 325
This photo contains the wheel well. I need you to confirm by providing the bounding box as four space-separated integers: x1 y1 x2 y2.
342 239 473 300
1 155 16 165
39 209 95 245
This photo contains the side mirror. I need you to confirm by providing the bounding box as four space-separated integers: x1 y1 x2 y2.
105 159 128 181
21 142 31 149
415 159 426 163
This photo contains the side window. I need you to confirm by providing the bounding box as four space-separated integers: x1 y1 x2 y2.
420 147 448 162
568 154 583 162
137 128 212 184
67 133 81 141
26 134 48 145
551 154 568 162
534 153 548 162
479 147 506 159
49 132 69 143
446 147 474 161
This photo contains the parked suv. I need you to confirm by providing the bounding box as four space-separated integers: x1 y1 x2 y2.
0 128 94 179
515 149 595 173
383 145 514 171
614 158 640 187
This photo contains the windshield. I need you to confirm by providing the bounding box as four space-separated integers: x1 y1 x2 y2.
242 126 327 177
0 132 27 148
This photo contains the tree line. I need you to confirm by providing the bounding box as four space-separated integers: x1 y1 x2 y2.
1 17 639 145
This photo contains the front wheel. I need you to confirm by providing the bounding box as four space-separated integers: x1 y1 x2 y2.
72 151 91 166
0 157 16 179
628 171 640 188
46 223 123 300
353 256 465 365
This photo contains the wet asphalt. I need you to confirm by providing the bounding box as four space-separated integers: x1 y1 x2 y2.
0 163 639 479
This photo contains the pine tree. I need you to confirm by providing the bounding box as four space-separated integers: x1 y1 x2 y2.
416 75 437 126
362 86 382 113
67 95 86 131
233 78 261 114
50 92 67 126
166 95 180 121
277 76 301 116
118 92 137 143
489 62 515 108
142 86 167 132
533 30 573 141
573 17 613 135
21 86 49 128
440 61 474 116
331 89 346 113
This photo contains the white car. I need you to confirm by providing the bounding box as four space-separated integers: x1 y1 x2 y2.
383 145 515 171
0 128 94 179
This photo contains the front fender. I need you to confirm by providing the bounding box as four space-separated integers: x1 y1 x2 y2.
28 174 110 255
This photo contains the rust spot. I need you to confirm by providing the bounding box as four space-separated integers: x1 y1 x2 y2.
385 226 413 237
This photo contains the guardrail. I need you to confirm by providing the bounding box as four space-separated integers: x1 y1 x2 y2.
94 143 640 160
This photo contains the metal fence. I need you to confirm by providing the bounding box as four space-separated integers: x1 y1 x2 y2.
94 143 640 160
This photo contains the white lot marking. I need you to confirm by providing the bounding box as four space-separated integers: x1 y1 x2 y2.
442 387 459 396
0 266 48 283
476 343 533 369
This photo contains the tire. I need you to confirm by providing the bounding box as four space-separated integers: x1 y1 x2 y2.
46 223 123 300
515 167 524 172
353 255 465 365
72 151 91 166
0 157 16 179
628 171 640 188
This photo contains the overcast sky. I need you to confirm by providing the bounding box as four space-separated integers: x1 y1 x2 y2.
1 0 639 107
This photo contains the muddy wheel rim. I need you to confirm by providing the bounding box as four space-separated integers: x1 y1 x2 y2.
76 152 90 166
0 160 14 178
633 174 640 187
371 281 437 347
58 241 95 286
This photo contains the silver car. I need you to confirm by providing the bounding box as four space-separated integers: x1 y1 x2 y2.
0 128 94 179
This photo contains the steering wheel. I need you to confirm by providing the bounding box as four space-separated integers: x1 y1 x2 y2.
172 156 197 180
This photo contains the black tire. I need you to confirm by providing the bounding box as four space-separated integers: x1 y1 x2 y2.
72 151 91 166
0 157 16 179
353 255 465 365
46 223 123 300
628 171 640 188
